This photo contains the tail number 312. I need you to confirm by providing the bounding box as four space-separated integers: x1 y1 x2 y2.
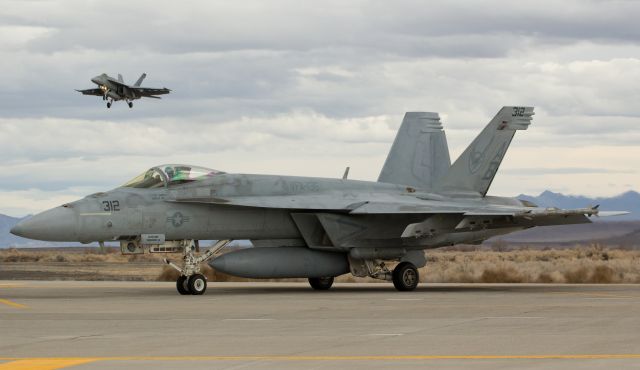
512 107 526 117
102 200 120 212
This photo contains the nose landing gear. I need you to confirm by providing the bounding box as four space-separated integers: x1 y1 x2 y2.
165 239 231 295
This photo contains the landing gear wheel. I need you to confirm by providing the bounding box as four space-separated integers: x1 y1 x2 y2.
176 276 190 295
308 276 334 290
392 262 419 291
188 274 207 295
106 102 111 108
128 102 133 108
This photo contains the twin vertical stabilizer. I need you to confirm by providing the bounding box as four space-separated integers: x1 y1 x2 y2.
378 112 451 190
379 106 534 196
434 106 534 196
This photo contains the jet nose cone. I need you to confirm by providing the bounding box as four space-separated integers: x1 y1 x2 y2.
9 207 78 241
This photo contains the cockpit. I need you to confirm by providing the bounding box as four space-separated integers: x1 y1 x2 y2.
122 164 225 189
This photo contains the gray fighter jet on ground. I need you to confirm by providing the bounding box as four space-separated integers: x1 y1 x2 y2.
77 73 170 108
11 107 627 295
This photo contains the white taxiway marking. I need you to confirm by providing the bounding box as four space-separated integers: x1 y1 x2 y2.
483 316 544 319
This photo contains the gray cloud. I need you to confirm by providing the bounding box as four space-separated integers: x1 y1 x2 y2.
501 167 632 176
1 0 639 215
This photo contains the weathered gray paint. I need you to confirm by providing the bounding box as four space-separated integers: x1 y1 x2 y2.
378 112 451 189
10 106 628 280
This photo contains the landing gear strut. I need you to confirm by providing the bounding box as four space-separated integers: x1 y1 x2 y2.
349 257 420 292
165 239 231 295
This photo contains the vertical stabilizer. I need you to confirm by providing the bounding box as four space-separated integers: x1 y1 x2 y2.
378 112 451 190
435 106 534 196
117 74 124 83
134 73 147 87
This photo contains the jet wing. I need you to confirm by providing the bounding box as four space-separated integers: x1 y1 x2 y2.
168 193 628 219
349 201 520 215
167 192 444 211
76 88 103 96
134 87 171 97
170 193 532 215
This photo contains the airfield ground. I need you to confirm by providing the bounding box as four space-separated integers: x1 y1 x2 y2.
2 246 640 283
0 281 639 370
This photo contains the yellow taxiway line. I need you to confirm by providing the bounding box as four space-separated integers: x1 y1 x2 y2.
0 299 27 309
0 358 97 370
1 354 640 369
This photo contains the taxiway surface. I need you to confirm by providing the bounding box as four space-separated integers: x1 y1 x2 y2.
1 281 639 369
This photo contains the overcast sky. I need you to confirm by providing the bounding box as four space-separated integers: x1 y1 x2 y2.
1 0 639 216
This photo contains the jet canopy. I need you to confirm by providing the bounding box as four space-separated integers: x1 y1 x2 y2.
122 164 225 189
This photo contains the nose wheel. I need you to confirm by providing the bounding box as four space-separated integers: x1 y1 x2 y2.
176 276 190 295
165 240 231 296
188 274 207 295
127 101 133 108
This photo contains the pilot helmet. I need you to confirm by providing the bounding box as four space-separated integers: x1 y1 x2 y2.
164 166 175 179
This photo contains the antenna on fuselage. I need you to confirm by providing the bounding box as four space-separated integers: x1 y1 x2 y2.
342 167 350 180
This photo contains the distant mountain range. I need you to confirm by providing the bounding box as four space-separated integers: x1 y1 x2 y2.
0 214 33 247
1 190 638 247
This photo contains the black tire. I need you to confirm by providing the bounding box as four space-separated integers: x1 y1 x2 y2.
176 276 190 295
106 102 111 108
188 274 207 295
392 262 419 291
128 102 133 108
308 276 334 290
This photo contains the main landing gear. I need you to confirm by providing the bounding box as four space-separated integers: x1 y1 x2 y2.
392 262 419 291
308 276 334 290
351 258 421 291
165 239 231 295
127 101 133 108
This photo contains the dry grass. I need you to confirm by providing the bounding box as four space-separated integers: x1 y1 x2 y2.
1 245 639 283
419 246 640 284
0 247 164 263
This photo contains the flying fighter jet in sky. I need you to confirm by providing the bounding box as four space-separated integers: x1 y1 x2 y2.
10 107 628 295
76 73 171 108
